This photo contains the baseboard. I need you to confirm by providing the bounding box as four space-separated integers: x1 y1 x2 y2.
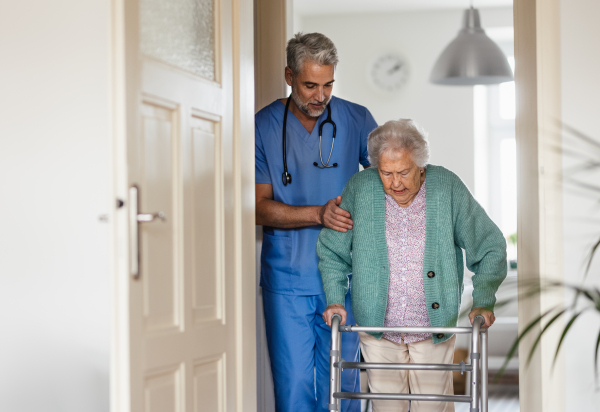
488 356 519 372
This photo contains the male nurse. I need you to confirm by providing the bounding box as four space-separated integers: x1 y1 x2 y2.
255 32 378 412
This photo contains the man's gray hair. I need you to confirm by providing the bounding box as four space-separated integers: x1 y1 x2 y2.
367 119 430 168
286 32 339 75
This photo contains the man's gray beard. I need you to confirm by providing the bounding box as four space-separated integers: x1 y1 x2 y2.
291 88 331 118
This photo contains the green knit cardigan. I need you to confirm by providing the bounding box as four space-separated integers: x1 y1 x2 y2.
317 165 507 344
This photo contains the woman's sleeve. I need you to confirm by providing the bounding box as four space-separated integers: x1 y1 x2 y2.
452 176 508 311
317 183 355 307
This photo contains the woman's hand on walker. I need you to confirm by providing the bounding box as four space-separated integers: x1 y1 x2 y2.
323 304 347 327
468 307 495 328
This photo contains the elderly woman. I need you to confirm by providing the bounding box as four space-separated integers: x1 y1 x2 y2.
317 119 507 412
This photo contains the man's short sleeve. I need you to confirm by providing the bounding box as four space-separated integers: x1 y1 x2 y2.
359 109 378 167
255 122 272 184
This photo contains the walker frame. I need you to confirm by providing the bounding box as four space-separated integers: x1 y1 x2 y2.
328 314 488 412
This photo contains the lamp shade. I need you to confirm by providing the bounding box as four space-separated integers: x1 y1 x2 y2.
430 8 514 85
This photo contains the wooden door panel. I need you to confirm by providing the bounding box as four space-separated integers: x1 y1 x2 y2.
192 356 225 412
143 365 183 412
143 62 225 117
144 327 227 368
190 115 224 325
140 102 180 333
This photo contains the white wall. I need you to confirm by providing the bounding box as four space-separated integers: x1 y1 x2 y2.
560 0 600 409
0 1 111 411
298 7 514 192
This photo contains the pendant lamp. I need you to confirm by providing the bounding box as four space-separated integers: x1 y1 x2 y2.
430 6 514 85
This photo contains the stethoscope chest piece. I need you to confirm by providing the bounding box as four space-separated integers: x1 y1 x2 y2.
313 106 337 169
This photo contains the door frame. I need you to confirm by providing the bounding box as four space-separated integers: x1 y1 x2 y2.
109 0 256 411
253 0 293 410
514 0 564 411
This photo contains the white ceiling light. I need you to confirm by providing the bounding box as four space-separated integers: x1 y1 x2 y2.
430 6 514 85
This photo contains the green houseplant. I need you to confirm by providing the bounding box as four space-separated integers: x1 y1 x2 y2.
497 123 600 381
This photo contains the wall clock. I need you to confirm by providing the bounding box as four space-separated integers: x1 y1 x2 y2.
368 53 409 93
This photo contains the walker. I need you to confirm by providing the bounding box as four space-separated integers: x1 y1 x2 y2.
328 314 488 412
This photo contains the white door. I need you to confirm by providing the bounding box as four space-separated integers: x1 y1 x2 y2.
111 1 256 411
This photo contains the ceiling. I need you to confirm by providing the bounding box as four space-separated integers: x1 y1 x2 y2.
295 0 513 16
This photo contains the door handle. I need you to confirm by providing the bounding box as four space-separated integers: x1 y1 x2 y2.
137 212 166 222
129 185 167 279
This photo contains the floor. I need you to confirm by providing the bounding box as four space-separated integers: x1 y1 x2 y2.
455 385 520 412
361 385 520 412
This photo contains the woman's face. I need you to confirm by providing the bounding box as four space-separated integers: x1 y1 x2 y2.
377 150 425 208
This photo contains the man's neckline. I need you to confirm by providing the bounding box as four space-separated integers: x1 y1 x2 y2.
279 97 330 134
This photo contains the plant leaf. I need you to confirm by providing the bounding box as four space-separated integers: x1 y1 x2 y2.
526 309 566 366
562 122 600 150
595 329 600 383
563 161 600 177
563 177 600 194
560 146 593 159
495 306 557 382
552 310 586 369
567 286 600 311
584 236 600 280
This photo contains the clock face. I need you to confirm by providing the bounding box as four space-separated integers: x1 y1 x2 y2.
369 53 409 93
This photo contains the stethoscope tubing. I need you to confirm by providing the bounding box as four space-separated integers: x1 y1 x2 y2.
315 106 337 169
282 96 292 185
281 94 337 186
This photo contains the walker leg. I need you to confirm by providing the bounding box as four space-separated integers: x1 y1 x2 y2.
481 329 488 412
465 371 471 396
329 315 341 411
470 316 483 412
336 330 342 396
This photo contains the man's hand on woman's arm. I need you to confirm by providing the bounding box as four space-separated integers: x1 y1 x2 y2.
323 304 347 327
256 183 353 232
318 196 353 232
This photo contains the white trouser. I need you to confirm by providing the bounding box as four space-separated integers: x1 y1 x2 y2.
359 332 456 412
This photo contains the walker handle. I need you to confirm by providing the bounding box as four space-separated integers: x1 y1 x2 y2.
474 314 485 327
331 314 342 323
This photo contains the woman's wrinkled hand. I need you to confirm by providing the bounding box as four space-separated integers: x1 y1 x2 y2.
468 307 495 328
323 304 347 327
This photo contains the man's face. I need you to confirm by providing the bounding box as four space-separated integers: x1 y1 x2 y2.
285 61 335 117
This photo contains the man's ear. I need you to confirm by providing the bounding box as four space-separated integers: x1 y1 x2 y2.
284 66 294 87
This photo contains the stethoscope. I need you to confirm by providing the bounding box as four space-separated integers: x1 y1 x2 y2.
282 94 337 186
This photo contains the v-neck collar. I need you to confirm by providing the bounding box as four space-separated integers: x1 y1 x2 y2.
277 97 334 150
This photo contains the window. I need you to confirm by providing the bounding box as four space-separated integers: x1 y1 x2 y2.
474 54 517 268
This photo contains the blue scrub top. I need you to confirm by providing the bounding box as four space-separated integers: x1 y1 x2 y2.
256 96 378 295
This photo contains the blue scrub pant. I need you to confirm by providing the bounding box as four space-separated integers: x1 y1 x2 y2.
263 289 361 412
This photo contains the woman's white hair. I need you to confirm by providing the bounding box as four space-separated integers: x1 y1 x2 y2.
367 119 430 168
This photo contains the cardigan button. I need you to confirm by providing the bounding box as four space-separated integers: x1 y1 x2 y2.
432 302 440 309
427 271 435 278
436 333 444 339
